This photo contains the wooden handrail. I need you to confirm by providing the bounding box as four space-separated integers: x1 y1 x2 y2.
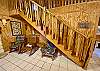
30 0 44 9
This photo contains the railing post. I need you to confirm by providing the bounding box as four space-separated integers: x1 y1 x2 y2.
19 0 23 11
60 23 64 44
45 13 49 34
64 25 68 49
43 7 46 35
35 5 39 25
29 0 31 18
55 18 58 40
74 0 76 4
51 16 54 39
31 3 35 22
43 7 46 26
26 1 29 18
48 13 51 34
48 0 50 9
53 0 56 7
34 4 37 24
62 0 64 6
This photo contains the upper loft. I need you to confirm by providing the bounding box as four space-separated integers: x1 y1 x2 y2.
30 0 100 9
0 0 100 17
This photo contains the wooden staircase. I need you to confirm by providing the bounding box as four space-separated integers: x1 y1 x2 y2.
9 0 100 69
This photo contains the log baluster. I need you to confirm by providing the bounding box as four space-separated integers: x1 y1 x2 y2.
24 0 27 15
71 32 77 55
65 0 66 5
76 0 78 3
78 36 85 61
45 12 49 34
35 6 38 25
52 1 54 8
26 1 30 18
17 0 19 9
63 25 68 50
67 29 72 50
55 0 58 7
59 23 63 44
48 0 51 9
50 0 52 8
55 18 58 40
31 3 35 22
48 13 52 35
82 38 90 62
51 16 55 39
43 7 46 34
83 0 86 2
62 23 64 44
28 1 31 18
66 0 68 5
57 20 61 44
72 0 75 4
62 0 64 6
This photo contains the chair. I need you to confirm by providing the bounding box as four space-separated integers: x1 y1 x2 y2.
9 36 26 53
24 35 39 56
40 41 58 61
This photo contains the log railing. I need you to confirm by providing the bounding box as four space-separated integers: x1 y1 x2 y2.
31 0 99 9
9 0 95 68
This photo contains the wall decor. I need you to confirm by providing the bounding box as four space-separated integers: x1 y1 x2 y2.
78 21 92 29
10 21 22 36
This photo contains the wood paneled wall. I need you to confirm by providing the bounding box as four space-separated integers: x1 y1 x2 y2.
0 0 9 16
0 16 27 52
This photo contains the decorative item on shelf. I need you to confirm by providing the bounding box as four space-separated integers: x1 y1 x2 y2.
78 21 92 29
10 21 22 36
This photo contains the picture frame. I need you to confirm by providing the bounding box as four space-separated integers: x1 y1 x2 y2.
78 21 91 29
10 21 22 36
